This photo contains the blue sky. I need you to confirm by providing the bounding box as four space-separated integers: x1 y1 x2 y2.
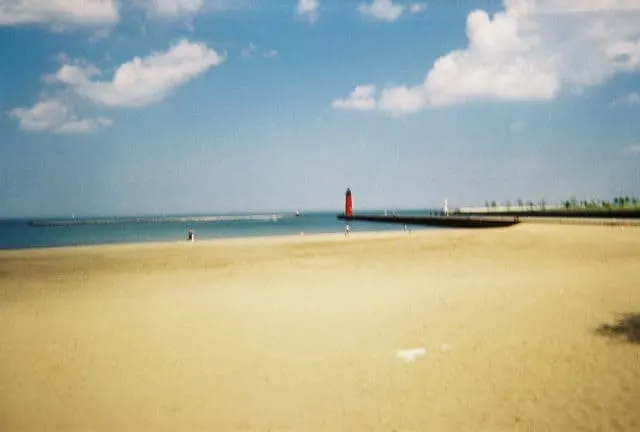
1 0 639 218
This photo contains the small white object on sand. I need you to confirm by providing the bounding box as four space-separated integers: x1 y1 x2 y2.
396 348 427 362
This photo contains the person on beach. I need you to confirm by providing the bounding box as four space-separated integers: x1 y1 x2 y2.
345 223 351 236
187 229 195 242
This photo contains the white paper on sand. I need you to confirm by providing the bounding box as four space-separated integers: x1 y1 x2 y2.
396 344 452 362
396 348 427 362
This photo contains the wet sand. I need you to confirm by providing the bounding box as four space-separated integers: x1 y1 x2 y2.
1 225 639 431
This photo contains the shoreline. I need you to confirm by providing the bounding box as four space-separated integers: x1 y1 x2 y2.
0 227 436 255
2 219 638 253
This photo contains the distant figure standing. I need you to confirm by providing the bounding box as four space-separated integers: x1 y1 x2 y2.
345 223 351 236
187 229 195 242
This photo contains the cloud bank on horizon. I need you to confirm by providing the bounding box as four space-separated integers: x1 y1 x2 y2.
333 0 640 115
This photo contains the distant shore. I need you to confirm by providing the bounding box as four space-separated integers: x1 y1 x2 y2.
455 207 640 219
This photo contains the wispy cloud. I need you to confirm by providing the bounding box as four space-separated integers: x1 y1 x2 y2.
296 0 320 23
8 99 111 134
241 42 256 58
625 144 640 154
408 3 427 14
358 0 426 22
611 91 640 107
241 43 278 60
263 49 278 59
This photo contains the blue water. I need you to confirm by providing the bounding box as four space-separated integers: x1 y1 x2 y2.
0 210 440 250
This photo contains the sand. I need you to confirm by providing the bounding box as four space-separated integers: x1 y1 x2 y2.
1 225 639 431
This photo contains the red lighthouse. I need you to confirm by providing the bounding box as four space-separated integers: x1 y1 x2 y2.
345 188 353 219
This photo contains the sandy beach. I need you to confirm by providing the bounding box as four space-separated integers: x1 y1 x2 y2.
1 224 639 432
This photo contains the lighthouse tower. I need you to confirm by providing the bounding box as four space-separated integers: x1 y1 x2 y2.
345 188 353 219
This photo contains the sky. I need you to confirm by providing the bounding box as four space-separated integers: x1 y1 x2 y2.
1 0 640 218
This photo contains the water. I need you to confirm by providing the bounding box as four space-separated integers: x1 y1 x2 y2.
0 210 440 250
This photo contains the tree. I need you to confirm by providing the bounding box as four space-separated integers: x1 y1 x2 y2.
517 199 523 208
490 200 497 208
564 201 571 210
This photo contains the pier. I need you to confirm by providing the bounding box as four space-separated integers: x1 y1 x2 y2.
337 213 521 229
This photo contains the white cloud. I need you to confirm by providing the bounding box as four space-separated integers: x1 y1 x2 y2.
409 3 427 14
241 43 278 60
9 39 223 134
8 99 111 134
73 39 224 107
296 0 319 23
0 0 119 26
626 144 640 154
332 85 377 111
378 85 426 114
45 64 100 85
337 0 640 115
358 0 405 22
